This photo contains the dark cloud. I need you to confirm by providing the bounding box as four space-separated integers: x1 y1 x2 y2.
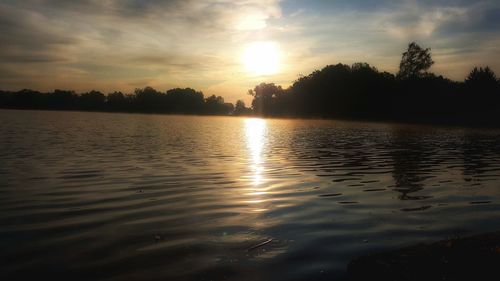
283 0 489 14
436 5 500 35
0 3 76 46
0 2 77 67
0 53 67 63
282 0 396 15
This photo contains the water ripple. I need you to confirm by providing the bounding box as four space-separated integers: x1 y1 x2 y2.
1 110 500 280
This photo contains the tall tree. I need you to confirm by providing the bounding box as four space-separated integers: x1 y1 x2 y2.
465 66 499 94
234 99 251 115
398 42 434 79
466 67 497 85
248 83 283 116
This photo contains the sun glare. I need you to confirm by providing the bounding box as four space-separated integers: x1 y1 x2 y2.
242 41 281 76
245 118 266 185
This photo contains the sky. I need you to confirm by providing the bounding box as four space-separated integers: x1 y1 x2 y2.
1 0 500 103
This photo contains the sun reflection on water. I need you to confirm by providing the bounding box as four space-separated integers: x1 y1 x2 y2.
244 118 269 213
245 118 267 186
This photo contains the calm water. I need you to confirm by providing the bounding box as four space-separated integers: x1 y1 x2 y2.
1 109 500 280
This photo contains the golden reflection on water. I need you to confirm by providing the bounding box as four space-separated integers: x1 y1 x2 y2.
245 118 266 186
244 118 268 212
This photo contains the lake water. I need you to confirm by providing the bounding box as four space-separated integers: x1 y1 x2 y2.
1 109 500 281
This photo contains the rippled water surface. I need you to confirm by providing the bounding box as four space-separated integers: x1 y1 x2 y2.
2 109 500 280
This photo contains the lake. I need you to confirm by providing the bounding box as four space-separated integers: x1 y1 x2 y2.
1 109 500 280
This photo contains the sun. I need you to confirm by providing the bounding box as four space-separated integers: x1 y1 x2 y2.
242 41 281 76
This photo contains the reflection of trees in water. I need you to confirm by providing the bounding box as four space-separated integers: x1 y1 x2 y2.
285 123 500 202
287 126 381 179
462 134 487 180
287 125 432 202
461 133 500 181
389 129 431 200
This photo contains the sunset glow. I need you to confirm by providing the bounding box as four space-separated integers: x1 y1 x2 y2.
3 1 500 280
242 42 281 76
1 1 500 102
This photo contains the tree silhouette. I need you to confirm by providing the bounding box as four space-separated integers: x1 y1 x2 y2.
234 100 252 115
0 86 239 115
2 42 500 126
205 94 233 115
80 90 105 110
49 90 78 109
398 42 434 79
248 83 284 116
133 86 166 112
106 91 128 111
166 88 204 113
465 67 498 94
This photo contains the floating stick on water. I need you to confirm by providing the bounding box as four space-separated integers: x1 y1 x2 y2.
247 238 273 252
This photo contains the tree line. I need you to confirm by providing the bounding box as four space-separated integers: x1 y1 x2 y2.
1 42 500 126
249 42 500 126
0 87 239 115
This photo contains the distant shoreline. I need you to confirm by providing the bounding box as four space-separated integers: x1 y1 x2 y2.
3 107 500 130
2 43 500 129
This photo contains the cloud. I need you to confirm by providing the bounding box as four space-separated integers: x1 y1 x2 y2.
0 0 282 99
1 0 499 102
277 0 500 79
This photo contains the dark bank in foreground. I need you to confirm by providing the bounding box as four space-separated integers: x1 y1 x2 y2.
349 232 500 281
1 42 500 127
